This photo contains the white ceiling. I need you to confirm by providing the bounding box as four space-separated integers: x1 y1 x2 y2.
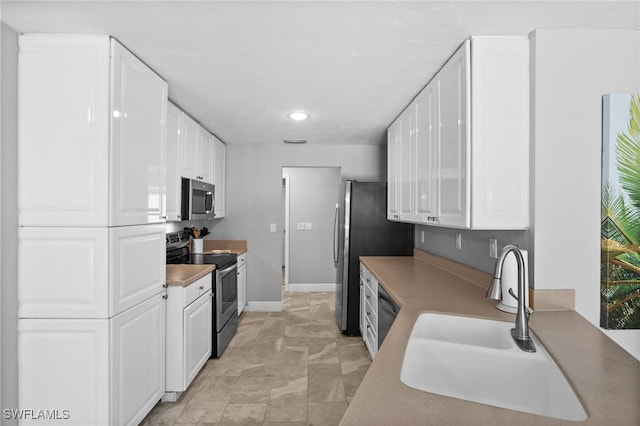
2 1 639 145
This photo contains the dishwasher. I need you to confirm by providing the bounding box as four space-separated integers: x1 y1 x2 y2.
377 285 399 349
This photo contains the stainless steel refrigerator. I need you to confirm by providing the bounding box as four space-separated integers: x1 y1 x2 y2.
334 180 414 335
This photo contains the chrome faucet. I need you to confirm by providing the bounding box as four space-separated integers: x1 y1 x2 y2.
486 245 536 353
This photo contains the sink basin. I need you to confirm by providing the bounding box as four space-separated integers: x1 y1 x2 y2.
400 313 587 421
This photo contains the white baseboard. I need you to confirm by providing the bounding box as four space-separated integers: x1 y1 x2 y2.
244 301 283 312
287 283 338 292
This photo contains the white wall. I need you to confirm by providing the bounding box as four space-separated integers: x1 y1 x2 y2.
1 22 19 425
212 143 385 310
531 28 640 359
284 167 341 291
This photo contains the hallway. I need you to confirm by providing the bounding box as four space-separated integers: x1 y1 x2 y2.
142 291 371 425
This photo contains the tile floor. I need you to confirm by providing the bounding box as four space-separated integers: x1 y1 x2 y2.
142 290 371 425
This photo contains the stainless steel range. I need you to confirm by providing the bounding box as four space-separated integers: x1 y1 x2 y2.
166 232 238 357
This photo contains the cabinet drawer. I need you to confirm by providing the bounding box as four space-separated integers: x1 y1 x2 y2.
364 282 377 316
184 274 212 307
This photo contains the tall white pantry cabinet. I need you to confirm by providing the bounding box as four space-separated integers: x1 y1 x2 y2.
18 35 168 426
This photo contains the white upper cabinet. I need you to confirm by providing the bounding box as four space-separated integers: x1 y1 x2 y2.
387 122 400 220
166 102 183 221
212 135 226 218
110 40 167 226
197 128 214 183
436 42 469 228
18 35 168 227
180 113 200 180
387 36 529 230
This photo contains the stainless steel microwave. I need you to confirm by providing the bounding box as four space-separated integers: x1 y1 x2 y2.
181 178 215 220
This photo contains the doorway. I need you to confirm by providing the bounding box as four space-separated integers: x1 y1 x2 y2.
282 167 341 292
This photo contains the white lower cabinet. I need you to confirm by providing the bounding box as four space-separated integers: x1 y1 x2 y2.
237 252 247 315
360 264 378 360
18 293 166 426
165 274 213 400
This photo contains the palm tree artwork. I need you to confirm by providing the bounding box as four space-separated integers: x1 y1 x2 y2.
601 94 640 329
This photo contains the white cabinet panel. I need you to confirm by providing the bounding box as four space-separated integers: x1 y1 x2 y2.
387 122 400 220
436 42 469 228
183 293 213 385
213 135 226 218
110 293 166 426
181 113 199 180
414 88 438 222
165 102 183 221
110 39 167 226
19 225 165 319
18 36 110 226
109 224 166 316
18 227 110 319
18 293 165 426
18 318 110 426
399 108 414 220
197 128 213 183
470 37 530 229
237 253 247 314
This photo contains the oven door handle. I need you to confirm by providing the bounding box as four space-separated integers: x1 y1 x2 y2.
217 263 237 278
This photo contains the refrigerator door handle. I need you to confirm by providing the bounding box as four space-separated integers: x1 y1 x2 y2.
333 203 340 265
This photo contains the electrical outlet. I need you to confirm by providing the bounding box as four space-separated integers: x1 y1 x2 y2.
489 238 498 258
297 222 305 231
455 233 462 250
270 223 277 233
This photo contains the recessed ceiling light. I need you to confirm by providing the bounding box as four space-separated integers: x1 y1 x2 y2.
288 111 309 121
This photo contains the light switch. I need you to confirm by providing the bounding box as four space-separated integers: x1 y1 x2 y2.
297 222 305 231
270 223 277 233
305 222 312 231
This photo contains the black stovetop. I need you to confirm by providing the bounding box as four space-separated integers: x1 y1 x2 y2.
166 231 236 269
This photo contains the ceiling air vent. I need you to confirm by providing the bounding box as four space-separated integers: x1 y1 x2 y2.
283 139 307 144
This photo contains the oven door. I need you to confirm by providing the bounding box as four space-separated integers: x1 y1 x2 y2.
216 262 238 330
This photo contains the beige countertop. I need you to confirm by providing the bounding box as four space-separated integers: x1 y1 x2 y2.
202 239 247 255
340 250 640 425
166 264 215 287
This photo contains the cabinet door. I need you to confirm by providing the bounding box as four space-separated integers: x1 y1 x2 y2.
18 227 110 318
109 224 166 316
197 127 213 183
470 37 529 229
18 35 110 226
181 113 199 180
213 136 226 218
237 264 247 315
111 292 166 426
165 102 182 221
387 122 400 220
414 86 438 222
437 41 470 228
399 108 415 221
183 292 213 386
18 318 110 426
110 39 168 226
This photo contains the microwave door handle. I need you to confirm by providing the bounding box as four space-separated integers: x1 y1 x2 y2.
206 191 213 213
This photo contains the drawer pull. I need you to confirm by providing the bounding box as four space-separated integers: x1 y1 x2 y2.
199 285 204 290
